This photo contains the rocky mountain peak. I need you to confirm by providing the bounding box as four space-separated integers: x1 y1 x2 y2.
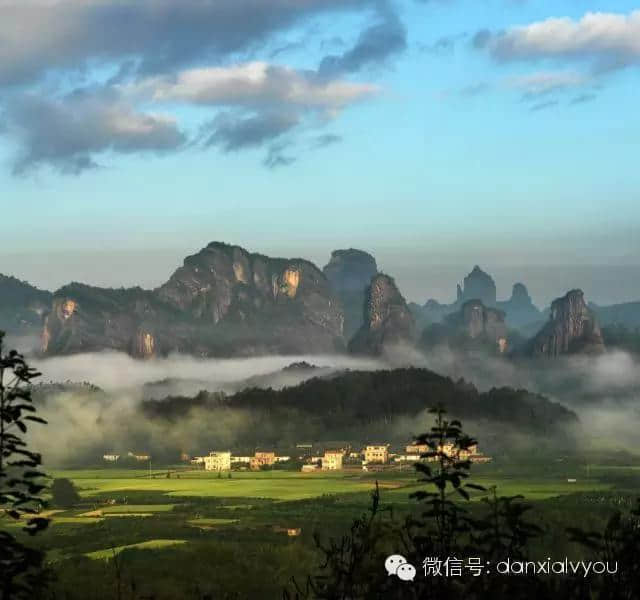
323 248 378 341
510 283 532 305
529 289 605 357
323 249 377 293
348 274 416 355
446 299 508 353
459 265 497 306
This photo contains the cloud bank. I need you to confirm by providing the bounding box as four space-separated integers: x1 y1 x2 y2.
472 10 640 108
475 11 640 70
0 0 404 174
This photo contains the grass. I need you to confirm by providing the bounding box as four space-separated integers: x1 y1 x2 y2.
469 477 612 501
105 513 154 518
50 470 393 500
101 504 176 514
26 463 640 599
187 518 239 527
85 539 187 560
51 516 105 524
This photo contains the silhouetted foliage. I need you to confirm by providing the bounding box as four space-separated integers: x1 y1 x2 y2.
287 406 640 600
400 406 486 599
568 499 640 599
285 483 399 600
0 332 49 599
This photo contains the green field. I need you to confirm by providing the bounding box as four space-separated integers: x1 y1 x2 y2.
101 504 176 513
49 468 399 500
85 539 187 560
5 462 637 599
49 466 620 503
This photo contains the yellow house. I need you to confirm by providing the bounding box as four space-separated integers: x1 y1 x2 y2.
322 451 344 471
405 443 430 455
405 440 485 462
250 451 277 470
364 445 389 464
204 451 231 471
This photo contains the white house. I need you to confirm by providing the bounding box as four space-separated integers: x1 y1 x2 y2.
204 451 232 471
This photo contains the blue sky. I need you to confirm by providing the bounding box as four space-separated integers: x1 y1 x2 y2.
0 0 638 304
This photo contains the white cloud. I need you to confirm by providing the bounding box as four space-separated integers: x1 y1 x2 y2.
479 10 640 69
133 62 379 111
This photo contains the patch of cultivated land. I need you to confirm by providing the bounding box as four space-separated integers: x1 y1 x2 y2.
12 463 638 599
50 469 399 500
101 504 176 513
85 539 187 560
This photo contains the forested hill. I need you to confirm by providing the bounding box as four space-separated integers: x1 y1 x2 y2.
0 273 52 334
143 367 577 436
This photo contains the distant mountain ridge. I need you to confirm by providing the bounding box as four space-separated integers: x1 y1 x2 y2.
411 266 541 331
41 242 344 357
591 301 640 328
2 248 640 360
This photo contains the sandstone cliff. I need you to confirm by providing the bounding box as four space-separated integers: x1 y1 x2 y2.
444 299 509 353
323 249 378 341
419 299 509 354
42 242 344 357
529 289 605 357
41 285 171 358
349 274 416 355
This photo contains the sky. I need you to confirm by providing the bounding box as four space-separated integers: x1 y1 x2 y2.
0 0 638 306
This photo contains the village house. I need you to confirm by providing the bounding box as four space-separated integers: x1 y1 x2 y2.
393 454 421 463
204 451 231 471
321 441 352 454
322 450 344 471
103 454 120 462
250 451 277 470
230 455 253 464
364 445 389 464
405 443 429 455
301 464 319 473
457 443 480 460
468 452 492 464
405 440 488 463
190 456 206 466
128 451 151 462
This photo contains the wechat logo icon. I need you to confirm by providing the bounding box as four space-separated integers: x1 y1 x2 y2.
385 554 416 582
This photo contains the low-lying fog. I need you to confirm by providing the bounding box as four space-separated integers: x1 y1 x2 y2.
34 351 383 394
18 345 640 467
